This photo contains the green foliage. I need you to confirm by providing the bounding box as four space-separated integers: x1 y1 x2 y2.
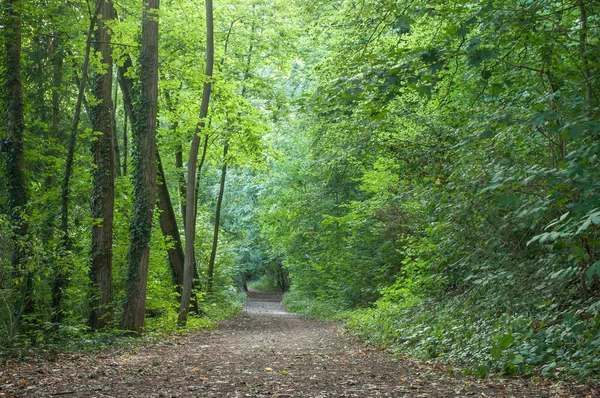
248 274 280 292
282 289 344 321
254 0 600 381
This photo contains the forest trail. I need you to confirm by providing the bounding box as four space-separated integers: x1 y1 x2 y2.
0 292 594 398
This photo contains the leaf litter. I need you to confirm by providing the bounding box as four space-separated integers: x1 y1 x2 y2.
0 289 596 397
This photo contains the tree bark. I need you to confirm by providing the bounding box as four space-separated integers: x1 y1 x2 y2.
4 0 31 318
175 146 187 227
156 151 185 288
179 0 214 325
123 105 128 176
56 4 100 324
62 2 100 245
193 133 210 219
50 38 63 139
207 142 228 293
118 54 185 296
576 0 592 103
89 0 115 330
121 0 160 335
112 79 122 177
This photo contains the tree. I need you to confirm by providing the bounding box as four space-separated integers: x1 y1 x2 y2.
178 0 215 326
89 0 115 330
55 1 100 323
206 141 228 293
121 0 160 335
3 0 31 320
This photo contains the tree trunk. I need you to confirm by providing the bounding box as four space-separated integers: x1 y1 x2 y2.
179 0 214 325
57 4 100 324
62 2 99 246
112 80 122 177
121 0 160 335
576 0 594 107
175 146 186 227
50 38 63 139
193 133 210 219
207 142 228 293
156 150 184 288
4 0 31 318
118 54 184 296
123 106 128 176
89 0 115 330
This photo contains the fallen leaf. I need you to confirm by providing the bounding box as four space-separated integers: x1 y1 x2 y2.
264 367 273 371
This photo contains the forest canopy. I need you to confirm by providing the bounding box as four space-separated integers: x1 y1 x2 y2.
1 0 599 380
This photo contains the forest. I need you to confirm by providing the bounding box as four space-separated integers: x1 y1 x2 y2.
1 0 599 383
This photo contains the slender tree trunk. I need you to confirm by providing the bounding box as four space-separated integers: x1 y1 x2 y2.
175 146 187 227
121 0 160 335
207 142 228 293
112 80 122 177
123 104 128 176
62 3 99 245
178 0 214 325
56 4 100 324
576 0 594 107
4 0 31 319
156 151 185 288
50 39 63 139
89 0 115 330
193 133 209 219
50 38 64 323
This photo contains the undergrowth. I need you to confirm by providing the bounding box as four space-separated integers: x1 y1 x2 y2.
0 289 244 361
284 287 600 380
345 294 600 380
247 274 282 292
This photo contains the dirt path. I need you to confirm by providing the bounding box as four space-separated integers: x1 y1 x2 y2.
0 290 595 397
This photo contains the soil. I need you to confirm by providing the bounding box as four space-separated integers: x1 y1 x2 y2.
0 289 597 397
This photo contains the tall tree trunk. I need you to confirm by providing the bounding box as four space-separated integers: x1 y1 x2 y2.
4 0 31 319
121 0 160 335
50 38 63 139
576 0 594 107
193 133 210 219
156 151 184 288
57 4 100 324
118 56 184 292
112 80 122 177
207 142 228 293
62 4 100 244
175 146 186 226
118 55 184 294
89 0 115 330
178 0 214 326
123 105 128 176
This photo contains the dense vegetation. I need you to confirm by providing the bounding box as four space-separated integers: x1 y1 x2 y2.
1 0 599 381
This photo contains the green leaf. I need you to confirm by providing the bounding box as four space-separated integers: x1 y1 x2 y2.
586 261 600 279
510 354 524 365
478 130 495 139
467 48 496 66
498 334 513 348
491 345 502 359
392 16 413 35
473 365 489 378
